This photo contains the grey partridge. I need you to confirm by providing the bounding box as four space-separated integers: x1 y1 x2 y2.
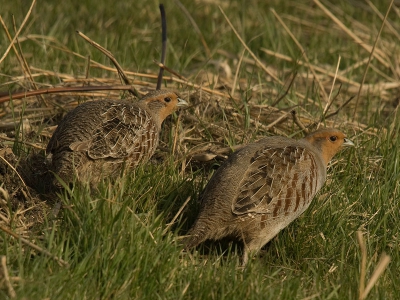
46 90 187 186
184 128 354 265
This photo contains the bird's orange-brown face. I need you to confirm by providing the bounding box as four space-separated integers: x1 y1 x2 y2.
303 128 354 165
141 90 187 122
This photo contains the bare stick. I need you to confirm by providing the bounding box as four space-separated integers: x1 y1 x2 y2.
323 95 354 120
155 61 189 81
291 110 308 133
157 4 167 90
0 0 37 64
352 0 394 120
271 71 298 107
76 31 140 97
0 224 69 267
1 256 16 298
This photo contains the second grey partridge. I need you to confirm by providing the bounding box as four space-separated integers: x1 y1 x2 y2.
46 90 187 186
184 128 354 265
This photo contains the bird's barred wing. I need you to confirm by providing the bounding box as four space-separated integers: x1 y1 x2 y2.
232 146 319 216
70 103 158 160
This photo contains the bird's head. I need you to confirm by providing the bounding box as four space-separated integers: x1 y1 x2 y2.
302 128 354 166
140 90 188 125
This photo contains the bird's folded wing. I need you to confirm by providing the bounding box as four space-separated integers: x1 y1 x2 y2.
232 145 317 215
72 103 155 159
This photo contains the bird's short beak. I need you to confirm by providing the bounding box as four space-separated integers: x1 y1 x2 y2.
177 98 188 107
343 138 355 147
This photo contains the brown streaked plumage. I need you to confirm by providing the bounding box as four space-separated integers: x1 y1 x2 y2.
184 128 354 265
46 90 187 186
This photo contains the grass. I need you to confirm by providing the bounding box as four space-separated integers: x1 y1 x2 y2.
1 0 399 299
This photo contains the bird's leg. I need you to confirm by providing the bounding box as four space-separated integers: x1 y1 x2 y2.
241 238 259 267
240 248 249 266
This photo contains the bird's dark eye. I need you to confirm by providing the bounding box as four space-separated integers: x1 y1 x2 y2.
164 97 171 103
329 136 337 142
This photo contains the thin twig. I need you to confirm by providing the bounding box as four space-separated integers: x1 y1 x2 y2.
352 0 394 120
157 4 167 90
271 71 298 107
323 95 354 120
155 61 189 81
291 110 308 133
76 31 140 97
0 224 69 267
0 0 37 64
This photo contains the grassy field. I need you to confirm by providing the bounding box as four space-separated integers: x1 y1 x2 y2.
0 0 399 299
